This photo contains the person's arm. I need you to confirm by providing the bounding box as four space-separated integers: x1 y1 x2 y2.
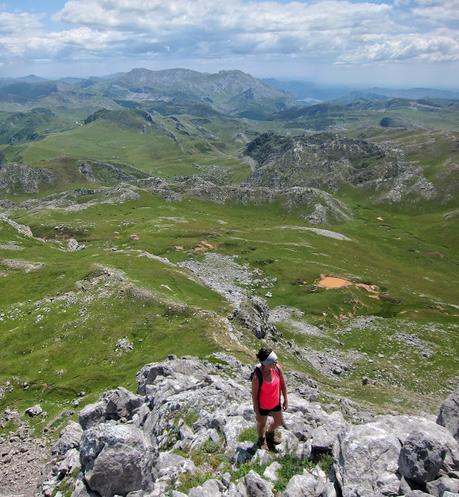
278 364 288 410
252 373 261 417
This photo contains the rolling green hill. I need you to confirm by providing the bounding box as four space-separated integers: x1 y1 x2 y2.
0 74 458 438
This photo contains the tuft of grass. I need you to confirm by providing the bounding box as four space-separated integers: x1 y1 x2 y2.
273 455 315 492
177 471 216 494
237 426 258 443
231 461 270 481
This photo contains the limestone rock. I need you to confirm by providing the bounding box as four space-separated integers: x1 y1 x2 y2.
438 388 459 442
188 479 225 497
79 387 143 429
310 411 346 456
334 421 402 497
67 238 85 251
79 401 106 430
52 421 83 456
399 431 447 483
282 467 326 497
263 461 282 481
80 423 156 497
334 415 459 497
244 470 274 497
426 476 459 497
231 295 277 339
25 404 43 417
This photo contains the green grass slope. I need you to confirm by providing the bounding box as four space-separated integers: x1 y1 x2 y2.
1 188 458 434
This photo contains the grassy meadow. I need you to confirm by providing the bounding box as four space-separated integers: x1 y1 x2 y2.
0 103 458 434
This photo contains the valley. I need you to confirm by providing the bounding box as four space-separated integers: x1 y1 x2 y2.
0 69 458 445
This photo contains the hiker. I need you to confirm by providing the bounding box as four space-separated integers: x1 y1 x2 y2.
251 347 288 451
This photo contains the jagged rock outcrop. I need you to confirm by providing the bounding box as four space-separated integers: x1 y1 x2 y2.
78 160 149 184
243 132 437 204
36 356 459 497
437 387 459 442
0 163 55 193
230 295 277 339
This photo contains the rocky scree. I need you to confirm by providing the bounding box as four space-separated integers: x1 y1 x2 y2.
36 356 459 497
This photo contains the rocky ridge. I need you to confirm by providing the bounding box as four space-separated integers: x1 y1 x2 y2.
0 173 352 225
35 356 459 497
0 163 55 193
244 132 438 204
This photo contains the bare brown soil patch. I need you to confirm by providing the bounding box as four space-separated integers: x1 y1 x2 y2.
317 274 380 298
193 240 215 252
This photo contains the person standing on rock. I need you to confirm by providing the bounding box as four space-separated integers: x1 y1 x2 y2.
251 347 288 451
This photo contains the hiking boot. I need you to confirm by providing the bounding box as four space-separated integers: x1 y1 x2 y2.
256 436 267 449
266 431 279 452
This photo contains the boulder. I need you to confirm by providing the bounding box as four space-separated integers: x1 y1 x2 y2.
426 476 459 497
52 421 83 456
188 479 225 497
334 422 402 497
244 470 274 497
78 387 143 429
282 467 327 497
156 451 195 479
233 442 257 465
57 448 80 479
80 423 156 497
78 401 106 430
263 461 282 481
334 415 459 497
437 388 459 442
310 411 346 456
25 404 43 417
399 431 447 483
103 387 144 420
136 358 210 395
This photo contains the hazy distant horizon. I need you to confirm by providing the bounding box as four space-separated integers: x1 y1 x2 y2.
1 0 458 89
3 65 459 92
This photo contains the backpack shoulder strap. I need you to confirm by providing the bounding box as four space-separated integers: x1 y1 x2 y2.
254 366 263 385
251 366 263 401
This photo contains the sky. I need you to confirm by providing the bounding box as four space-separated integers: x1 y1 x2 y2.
0 0 458 88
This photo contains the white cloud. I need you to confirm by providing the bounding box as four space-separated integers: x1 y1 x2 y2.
0 10 43 35
0 0 458 69
341 29 459 63
412 0 459 21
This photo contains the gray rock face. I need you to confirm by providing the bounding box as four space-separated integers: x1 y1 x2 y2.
136 358 211 395
282 467 327 497
334 422 401 497
244 470 274 497
35 357 459 497
399 431 447 483
52 421 83 456
188 478 225 497
231 295 277 339
310 411 346 456
80 423 156 497
426 476 459 497
78 387 144 429
244 132 436 204
334 415 459 497
437 388 459 442
0 163 55 193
